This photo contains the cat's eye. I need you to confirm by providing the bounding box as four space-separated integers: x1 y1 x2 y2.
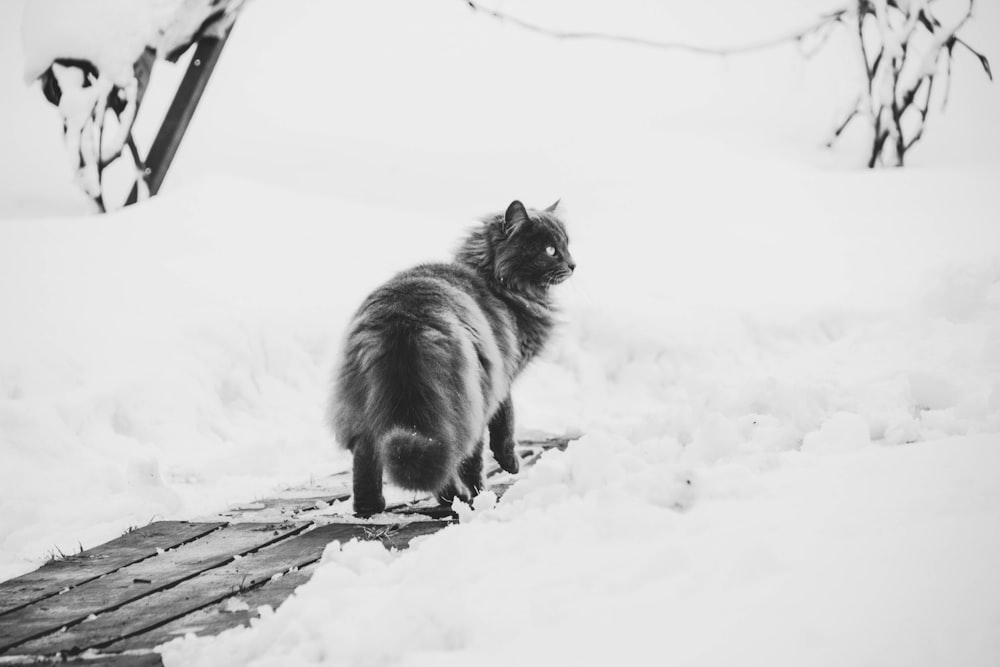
545 246 557 257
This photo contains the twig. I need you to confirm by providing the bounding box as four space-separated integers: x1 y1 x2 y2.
93 104 108 213
828 104 860 145
831 0 990 167
462 0 848 57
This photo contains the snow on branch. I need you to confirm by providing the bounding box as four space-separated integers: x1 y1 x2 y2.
23 0 245 212
463 0 992 168
829 0 992 167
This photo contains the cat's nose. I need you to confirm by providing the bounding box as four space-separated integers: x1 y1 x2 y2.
567 261 576 273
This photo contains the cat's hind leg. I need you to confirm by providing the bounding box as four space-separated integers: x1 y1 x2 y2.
435 475 472 507
351 434 386 516
459 438 485 497
435 438 485 506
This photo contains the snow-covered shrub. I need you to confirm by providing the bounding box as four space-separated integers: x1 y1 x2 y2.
829 0 992 167
38 53 153 212
22 0 245 211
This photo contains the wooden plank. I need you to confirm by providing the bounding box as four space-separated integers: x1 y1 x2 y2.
213 437 571 522
109 565 318 651
482 437 566 477
219 492 352 521
380 440 560 516
83 655 163 667
118 519 447 653
389 504 459 520
20 522 449 656
0 653 164 666
84 656 163 667
0 522 305 654
0 522 225 617
0 435 575 659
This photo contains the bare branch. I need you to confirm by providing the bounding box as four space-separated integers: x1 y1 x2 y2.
958 39 992 80
869 126 889 168
827 103 861 146
462 0 989 168
913 0 991 79
125 135 148 204
462 0 848 57
833 0 991 167
126 134 143 167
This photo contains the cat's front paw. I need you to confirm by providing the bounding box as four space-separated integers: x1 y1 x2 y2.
353 494 386 518
494 440 520 475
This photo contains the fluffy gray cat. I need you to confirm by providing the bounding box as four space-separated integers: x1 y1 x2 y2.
330 200 575 515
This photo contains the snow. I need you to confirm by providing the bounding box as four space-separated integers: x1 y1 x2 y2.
162 436 1000 667
21 0 240 84
1 0 999 664
222 597 250 613
22 0 182 85
19 0 242 205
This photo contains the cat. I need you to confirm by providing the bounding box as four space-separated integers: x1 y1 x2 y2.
330 200 575 515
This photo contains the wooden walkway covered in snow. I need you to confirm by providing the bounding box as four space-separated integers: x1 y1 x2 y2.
0 437 569 666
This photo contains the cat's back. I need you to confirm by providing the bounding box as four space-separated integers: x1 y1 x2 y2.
391 261 487 300
344 261 516 397
385 261 484 304
334 261 517 442
355 262 507 335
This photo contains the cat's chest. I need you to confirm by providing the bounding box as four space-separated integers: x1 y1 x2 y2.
490 290 555 376
513 314 552 372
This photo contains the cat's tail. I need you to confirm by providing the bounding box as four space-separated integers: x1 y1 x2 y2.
379 427 456 492
335 279 489 494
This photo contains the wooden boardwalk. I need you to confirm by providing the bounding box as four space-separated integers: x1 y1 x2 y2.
0 437 569 666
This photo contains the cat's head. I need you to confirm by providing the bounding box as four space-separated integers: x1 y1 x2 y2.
456 200 575 298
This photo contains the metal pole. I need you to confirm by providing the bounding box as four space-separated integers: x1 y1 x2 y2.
126 28 234 207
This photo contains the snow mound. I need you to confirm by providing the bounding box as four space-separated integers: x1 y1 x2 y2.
160 435 1000 667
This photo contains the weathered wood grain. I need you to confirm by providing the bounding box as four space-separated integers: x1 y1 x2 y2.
0 649 163 666
219 493 352 521
0 653 163 667
19 521 449 656
0 522 224 617
0 522 305 654
209 437 569 523
84 655 163 666
84 654 163 667
109 565 318 651
0 435 576 659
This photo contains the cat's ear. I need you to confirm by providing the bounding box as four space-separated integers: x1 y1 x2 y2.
545 199 561 213
503 200 531 236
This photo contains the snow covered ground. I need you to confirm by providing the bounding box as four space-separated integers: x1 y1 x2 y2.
1 0 999 664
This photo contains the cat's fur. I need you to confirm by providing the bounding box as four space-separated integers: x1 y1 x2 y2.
330 200 575 515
